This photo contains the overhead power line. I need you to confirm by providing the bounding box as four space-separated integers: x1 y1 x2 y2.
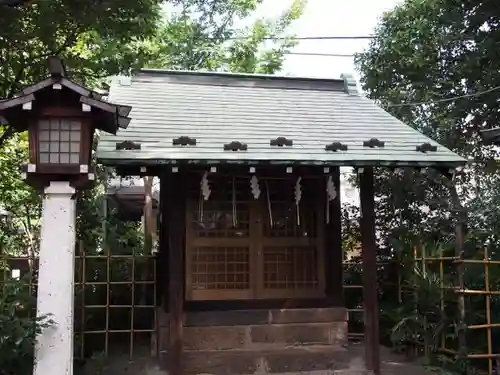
284 51 355 57
234 35 375 41
387 85 500 108
232 36 367 58
279 50 500 108
292 36 373 40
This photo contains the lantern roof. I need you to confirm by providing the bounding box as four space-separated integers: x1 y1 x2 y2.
0 56 131 135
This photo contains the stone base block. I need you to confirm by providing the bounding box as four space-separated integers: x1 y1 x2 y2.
154 307 353 375
183 346 351 375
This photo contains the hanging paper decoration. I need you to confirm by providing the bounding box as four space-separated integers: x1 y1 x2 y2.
326 175 337 201
294 176 302 226
232 175 237 227
325 175 337 224
250 175 261 199
201 171 211 200
198 171 211 223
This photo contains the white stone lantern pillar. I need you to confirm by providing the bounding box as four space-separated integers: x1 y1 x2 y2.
0 56 132 375
33 181 76 375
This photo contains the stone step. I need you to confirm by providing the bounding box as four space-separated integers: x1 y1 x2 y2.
155 308 348 353
179 370 372 375
180 345 354 375
158 307 347 327
176 322 347 350
147 366 371 375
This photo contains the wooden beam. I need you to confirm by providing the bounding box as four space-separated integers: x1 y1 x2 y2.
0 93 35 110
18 77 55 96
166 172 185 375
80 95 117 114
60 77 92 97
359 167 380 375
118 104 132 117
80 95 131 130
323 167 343 305
156 174 169 366
117 116 131 129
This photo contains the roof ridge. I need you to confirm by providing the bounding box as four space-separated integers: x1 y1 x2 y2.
138 68 344 82
132 69 347 92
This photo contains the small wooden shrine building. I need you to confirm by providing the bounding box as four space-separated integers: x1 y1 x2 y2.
96 70 465 375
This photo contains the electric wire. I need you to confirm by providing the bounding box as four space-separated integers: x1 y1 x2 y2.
228 35 374 41
247 37 500 108
385 85 500 108
284 52 355 57
234 35 370 57
280 51 500 107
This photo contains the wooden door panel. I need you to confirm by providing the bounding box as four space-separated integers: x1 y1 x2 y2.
188 245 252 300
258 244 323 299
258 178 324 299
185 176 253 300
185 175 324 301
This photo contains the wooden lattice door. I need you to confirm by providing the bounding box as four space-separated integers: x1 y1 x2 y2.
185 175 324 301
258 177 324 299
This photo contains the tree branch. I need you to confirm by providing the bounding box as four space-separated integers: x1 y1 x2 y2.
6 53 27 98
0 29 80 148
0 126 14 148
0 0 32 7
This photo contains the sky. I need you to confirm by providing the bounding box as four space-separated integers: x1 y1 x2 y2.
253 0 403 80
161 0 404 80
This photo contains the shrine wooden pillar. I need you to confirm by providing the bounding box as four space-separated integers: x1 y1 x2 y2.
323 166 344 305
161 171 186 375
359 167 380 375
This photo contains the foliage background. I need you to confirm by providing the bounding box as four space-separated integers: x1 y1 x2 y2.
2 0 500 373
353 0 500 372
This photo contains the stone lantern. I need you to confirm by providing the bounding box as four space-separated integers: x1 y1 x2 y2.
0 56 131 189
0 56 132 375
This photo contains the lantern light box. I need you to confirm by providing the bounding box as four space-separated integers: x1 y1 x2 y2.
0 56 131 188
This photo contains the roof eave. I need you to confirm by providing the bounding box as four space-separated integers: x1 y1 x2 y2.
0 94 36 132
79 96 131 133
0 93 35 111
97 156 466 169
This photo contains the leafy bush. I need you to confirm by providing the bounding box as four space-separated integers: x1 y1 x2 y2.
0 275 53 375
388 265 456 352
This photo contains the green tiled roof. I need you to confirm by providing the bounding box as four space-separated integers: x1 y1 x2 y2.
96 70 465 168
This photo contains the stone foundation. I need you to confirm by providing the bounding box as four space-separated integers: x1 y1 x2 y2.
153 307 355 374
